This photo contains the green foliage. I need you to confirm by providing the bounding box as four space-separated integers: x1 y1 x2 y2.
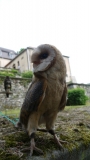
18 48 25 54
0 69 19 77
0 71 15 77
11 69 18 74
21 71 33 78
67 88 88 106
0 69 33 78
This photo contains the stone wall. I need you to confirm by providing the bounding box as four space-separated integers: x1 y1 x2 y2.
0 76 31 111
1 79 90 112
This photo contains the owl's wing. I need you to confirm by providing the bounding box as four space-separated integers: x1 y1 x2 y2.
20 79 47 125
58 82 67 111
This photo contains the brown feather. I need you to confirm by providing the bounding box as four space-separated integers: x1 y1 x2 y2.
19 44 67 136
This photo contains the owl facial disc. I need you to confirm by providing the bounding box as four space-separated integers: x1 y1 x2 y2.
31 44 56 73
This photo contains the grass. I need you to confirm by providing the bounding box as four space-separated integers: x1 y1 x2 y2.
65 101 90 111
0 101 90 117
65 105 85 110
1 108 20 117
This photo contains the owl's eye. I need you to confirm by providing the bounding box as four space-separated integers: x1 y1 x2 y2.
39 52 48 59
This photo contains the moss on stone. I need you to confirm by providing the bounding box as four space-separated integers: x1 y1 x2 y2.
0 106 90 159
0 150 19 160
56 121 90 153
5 135 17 147
1 116 90 156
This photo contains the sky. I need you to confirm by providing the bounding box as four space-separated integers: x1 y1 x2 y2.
0 0 90 83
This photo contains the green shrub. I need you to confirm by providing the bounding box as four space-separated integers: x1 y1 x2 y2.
67 88 88 106
11 69 18 74
0 71 15 77
0 69 19 77
21 71 33 78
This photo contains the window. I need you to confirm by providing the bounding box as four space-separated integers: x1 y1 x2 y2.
9 52 13 58
13 64 16 69
17 61 20 70
17 61 20 66
9 52 15 59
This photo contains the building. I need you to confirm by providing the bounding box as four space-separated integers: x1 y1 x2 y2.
0 47 17 67
5 47 72 83
63 55 72 83
5 47 34 72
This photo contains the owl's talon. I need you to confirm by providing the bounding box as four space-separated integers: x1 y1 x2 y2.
30 138 43 156
54 134 68 151
30 146 43 156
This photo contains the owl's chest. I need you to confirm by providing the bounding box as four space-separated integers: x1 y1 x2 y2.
47 79 63 95
39 80 63 112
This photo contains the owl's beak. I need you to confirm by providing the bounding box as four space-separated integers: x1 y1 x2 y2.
33 61 41 68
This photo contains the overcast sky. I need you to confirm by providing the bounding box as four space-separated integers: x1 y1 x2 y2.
0 0 90 83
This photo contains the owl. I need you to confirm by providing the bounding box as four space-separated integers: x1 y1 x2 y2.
17 44 67 156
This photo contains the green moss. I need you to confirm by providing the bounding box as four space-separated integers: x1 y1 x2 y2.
4 132 29 147
56 122 90 153
1 106 90 158
5 135 17 147
81 130 90 146
0 80 3 84
0 150 19 160
33 132 58 155
15 132 29 143
1 124 90 158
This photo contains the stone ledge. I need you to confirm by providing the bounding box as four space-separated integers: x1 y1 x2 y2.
27 144 90 160
0 75 32 81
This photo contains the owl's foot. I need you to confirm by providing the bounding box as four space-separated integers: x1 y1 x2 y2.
49 129 68 150
37 128 67 150
30 138 43 156
21 133 44 156
54 134 68 150
30 133 43 156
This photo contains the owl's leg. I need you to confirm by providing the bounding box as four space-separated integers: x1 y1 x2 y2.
20 132 44 156
30 133 43 156
48 129 67 150
45 112 67 149
37 128 67 149
37 128 48 132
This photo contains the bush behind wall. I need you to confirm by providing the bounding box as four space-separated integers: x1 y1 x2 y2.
67 88 88 106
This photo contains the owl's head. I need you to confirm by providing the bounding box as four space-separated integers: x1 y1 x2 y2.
31 44 56 73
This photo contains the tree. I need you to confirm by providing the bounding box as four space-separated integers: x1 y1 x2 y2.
17 48 25 54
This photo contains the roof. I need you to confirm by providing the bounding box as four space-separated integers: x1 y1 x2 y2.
63 55 69 58
0 56 15 60
0 57 11 60
0 47 17 60
5 47 34 67
0 47 17 54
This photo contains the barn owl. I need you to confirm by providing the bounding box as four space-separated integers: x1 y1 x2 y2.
17 44 67 156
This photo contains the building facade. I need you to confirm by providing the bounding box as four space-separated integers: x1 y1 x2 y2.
5 47 34 72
